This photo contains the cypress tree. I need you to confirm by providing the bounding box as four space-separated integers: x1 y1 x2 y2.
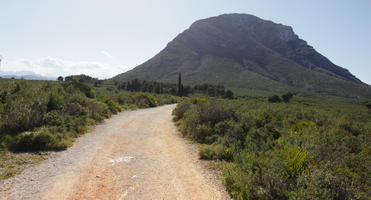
178 72 183 97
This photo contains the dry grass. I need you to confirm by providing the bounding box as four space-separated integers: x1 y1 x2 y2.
0 150 49 180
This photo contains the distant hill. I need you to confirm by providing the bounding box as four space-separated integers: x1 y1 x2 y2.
0 71 55 80
114 14 371 99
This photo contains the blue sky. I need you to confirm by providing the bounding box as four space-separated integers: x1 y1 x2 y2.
0 0 370 84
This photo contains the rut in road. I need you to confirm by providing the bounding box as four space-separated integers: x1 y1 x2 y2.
0 104 231 200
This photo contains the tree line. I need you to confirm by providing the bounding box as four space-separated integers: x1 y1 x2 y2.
58 73 234 99
116 73 234 98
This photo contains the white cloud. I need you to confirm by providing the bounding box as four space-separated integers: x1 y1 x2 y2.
1 56 130 79
101 50 113 58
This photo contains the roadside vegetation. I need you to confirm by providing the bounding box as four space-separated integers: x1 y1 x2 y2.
173 95 370 199
0 76 180 179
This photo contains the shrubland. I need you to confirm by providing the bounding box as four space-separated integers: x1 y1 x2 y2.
173 95 370 199
0 78 179 153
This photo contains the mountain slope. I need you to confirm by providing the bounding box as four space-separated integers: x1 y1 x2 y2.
115 13 371 99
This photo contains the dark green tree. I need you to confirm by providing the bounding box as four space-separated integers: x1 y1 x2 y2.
365 101 371 109
154 83 161 94
183 85 191 96
178 72 183 97
170 87 177 95
207 87 215 97
131 79 141 91
126 82 132 91
282 92 294 103
225 89 234 99
268 95 282 103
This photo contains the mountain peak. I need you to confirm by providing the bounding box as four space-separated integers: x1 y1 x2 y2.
115 13 369 99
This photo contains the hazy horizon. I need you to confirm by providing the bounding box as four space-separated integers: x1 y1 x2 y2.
1 0 370 84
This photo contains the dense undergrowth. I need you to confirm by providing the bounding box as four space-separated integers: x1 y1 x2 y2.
173 96 370 199
0 78 180 152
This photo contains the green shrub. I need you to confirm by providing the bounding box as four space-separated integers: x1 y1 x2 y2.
12 84 21 94
69 95 88 106
172 101 191 121
63 103 87 116
87 101 109 120
244 128 277 152
2 99 47 133
199 144 226 160
43 111 63 126
199 144 215 159
223 152 288 200
117 96 126 105
181 101 235 143
279 146 308 179
290 121 315 135
190 97 206 104
339 122 362 136
196 101 235 126
9 129 56 152
71 117 88 133
47 93 64 111
104 99 121 114
32 131 55 151
194 124 214 143
293 164 363 200
0 90 8 103
77 82 95 98
133 93 156 108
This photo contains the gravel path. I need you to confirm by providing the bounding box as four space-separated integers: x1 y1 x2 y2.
0 104 231 200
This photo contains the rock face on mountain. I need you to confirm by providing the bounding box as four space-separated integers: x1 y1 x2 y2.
115 14 371 99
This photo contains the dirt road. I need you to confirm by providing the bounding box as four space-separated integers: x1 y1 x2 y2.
0 105 230 200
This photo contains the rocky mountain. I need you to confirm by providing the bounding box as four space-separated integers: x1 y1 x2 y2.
115 14 371 99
